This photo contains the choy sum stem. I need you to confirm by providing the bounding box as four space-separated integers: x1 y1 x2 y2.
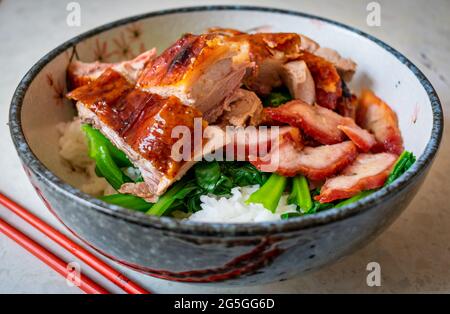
146 180 197 217
288 175 313 213
100 194 152 212
245 173 287 213
335 190 374 208
82 124 131 190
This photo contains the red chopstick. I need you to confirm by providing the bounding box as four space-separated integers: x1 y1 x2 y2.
0 192 150 294
0 217 109 294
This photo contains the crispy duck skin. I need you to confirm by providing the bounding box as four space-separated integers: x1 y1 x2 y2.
137 33 250 123
295 51 342 110
251 137 357 180
315 153 397 203
67 68 221 199
67 49 156 89
357 90 404 155
314 47 357 82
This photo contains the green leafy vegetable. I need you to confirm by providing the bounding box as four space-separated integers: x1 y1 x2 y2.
82 124 132 167
384 150 416 186
193 161 267 197
245 173 287 212
281 212 302 220
194 161 234 196
334 190 374 208
100 194 152 212
82 124 132 190
146 180 198 217
288 176 313 213
185 189 205 213
262 88 292 107
222 162 268 187
310 200 334 214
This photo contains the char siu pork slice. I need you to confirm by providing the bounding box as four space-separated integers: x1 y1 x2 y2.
265 100 345 144
251 133 357 180
137 33 251 123
67 68 227 201
220 89 263 127
315 153 398 203
265 100 376 151
67 49 156 89
337 124 376 153
231 126 302 162
357 90 404 155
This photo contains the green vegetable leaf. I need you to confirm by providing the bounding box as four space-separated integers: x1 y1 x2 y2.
221 162 268 187
263 88 292 107
185 189 204 213
384 151 416 186
195 161 222 192
310 201 334 214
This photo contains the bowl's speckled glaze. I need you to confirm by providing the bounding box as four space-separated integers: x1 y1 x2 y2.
9 6 443 284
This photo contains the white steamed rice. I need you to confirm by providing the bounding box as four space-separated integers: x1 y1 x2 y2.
57 118 115 196
188 185 297 223
58 119 296 222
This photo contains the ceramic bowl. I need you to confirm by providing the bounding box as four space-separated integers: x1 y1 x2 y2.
9 6 443 285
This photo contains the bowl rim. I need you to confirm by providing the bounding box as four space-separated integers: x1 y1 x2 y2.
9 5 443 236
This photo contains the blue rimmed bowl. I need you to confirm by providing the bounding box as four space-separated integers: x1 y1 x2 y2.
9 6 443 285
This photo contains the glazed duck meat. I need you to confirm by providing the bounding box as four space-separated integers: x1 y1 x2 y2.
279 60 316 105
67 49 156 89
207 28 349 109
220 88 264 127
68 68 226 200
208 28 303 95
137 33 251 123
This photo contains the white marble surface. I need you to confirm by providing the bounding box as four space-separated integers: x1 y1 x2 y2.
0 0 449 293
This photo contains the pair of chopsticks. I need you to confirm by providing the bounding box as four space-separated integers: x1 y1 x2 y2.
0 192 150 294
